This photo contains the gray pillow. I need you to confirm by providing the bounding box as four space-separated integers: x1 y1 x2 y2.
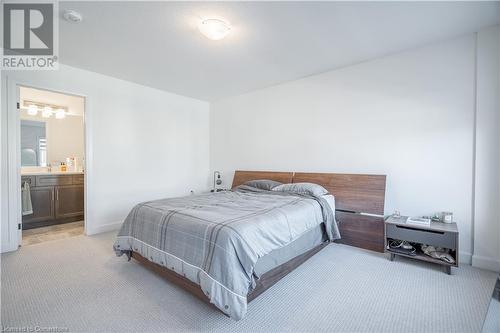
272 182 328 197
244 179 282 191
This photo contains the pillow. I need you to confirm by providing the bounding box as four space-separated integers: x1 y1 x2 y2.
272 182 328 197
243 179 283 191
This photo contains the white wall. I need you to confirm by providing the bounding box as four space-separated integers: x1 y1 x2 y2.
211 35 476 263
473 26 500 271
1 64 210 252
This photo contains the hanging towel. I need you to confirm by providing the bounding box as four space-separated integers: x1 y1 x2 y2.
21 181 33 216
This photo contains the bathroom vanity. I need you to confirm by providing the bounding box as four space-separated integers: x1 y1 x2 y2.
21 172 84 230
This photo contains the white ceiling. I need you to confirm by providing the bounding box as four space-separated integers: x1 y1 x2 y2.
59 1 500 101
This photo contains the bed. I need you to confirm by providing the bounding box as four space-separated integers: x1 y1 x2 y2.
113 171 386 320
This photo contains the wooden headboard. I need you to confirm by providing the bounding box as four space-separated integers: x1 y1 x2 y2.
293 172 386 252
293 173 386 215
232 171 294 188
231 170 387 252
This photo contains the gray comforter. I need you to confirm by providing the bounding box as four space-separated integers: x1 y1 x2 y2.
113 186 339 320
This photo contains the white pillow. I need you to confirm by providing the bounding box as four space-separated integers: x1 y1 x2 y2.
272 182 328 197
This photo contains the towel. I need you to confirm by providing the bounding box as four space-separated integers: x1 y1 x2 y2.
21 181 33 216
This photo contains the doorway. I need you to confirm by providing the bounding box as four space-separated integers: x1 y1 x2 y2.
17 86 86 246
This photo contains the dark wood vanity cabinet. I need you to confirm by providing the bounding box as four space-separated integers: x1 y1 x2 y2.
25 186 55 223
22 174 84 229
55 185 84 219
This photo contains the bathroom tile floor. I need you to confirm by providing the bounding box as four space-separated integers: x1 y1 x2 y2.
22 221 84 246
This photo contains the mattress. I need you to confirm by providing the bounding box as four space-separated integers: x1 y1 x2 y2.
253 223 327 278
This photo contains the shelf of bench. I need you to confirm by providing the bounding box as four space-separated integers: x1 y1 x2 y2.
386 248 457 267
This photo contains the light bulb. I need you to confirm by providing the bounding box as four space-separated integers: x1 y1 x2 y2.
42 106 52 118
27 104 38 116
55 108 66 119
198 19 231 41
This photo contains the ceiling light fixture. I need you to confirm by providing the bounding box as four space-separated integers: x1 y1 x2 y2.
63 10 83 23
198 18 231 41
42 106 52 118
55 108 66 119
27 104 38 116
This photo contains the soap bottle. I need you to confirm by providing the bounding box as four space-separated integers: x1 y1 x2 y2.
61 162 67 172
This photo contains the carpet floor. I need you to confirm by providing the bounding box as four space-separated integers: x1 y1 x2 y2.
1 231 497 333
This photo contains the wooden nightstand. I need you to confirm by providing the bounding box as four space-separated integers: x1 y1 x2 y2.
385 216 459 274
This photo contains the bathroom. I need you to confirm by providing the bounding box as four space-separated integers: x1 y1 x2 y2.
19 86 85 245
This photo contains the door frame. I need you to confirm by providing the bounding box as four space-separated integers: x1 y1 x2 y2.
6 77 91 251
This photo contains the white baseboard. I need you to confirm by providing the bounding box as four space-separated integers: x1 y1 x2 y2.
86 221 123 236
472 255 500 272
1 242 18 253
459 251 472 265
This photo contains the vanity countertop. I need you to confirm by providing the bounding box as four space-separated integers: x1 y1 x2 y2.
21 171 85 176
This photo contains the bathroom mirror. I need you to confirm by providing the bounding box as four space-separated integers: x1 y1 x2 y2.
21 120 47 167
19 86 85 171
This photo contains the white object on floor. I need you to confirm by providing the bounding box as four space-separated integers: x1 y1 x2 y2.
481 276 500 333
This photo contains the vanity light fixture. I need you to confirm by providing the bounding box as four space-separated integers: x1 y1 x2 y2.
198 18 231 40
27 104 38 116
22 100 69 119
42 106 52 118
55 108 66 119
